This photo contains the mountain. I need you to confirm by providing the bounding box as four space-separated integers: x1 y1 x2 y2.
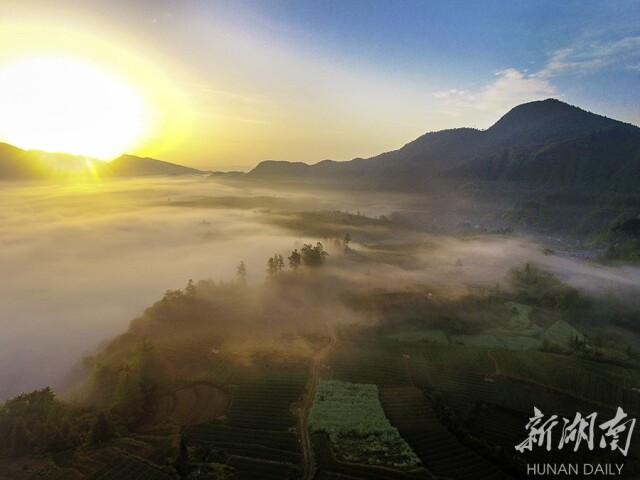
0 145 203 180
0 143 44 179
248 99 640 192
106 154 201 176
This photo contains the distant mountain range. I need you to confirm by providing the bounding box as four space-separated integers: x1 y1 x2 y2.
2 99 639 194
0 145 202 180
248 99 640 193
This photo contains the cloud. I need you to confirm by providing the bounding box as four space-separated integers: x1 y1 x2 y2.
431 34 640 123
2 176 639 403
433 68 558 119
0 177 325 400
539 35 640 77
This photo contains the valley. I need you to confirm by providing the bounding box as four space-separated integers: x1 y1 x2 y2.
1 100 639 479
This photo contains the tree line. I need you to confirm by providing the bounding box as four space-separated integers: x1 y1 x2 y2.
237 235 352 282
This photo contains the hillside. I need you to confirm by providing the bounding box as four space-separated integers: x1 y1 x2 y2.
2 239 640 479
0 145 203 179
248 99 640 192
106 154 201 176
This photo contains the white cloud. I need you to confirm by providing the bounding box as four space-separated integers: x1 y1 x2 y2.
431 34 640 124
433 68 558 121
540 35 640 77
478 69 557 112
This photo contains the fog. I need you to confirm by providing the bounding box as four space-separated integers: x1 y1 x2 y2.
1 176 639 401
0 177 311 400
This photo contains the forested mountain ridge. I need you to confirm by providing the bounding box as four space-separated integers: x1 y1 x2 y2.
248 99 640 192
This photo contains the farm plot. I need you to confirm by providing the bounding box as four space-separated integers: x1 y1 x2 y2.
405 344 495 388
226 456 299 480
491 349 640 413
405 344 630 418
312 433 431 480
186 424 301 464
379 386 511 480
226 378 305 431
86 447 174 480
326 337 410 387
403 343 640 465
185 369 305 471
309 380 421 470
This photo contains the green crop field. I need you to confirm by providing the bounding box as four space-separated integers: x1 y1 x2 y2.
309 380 421 469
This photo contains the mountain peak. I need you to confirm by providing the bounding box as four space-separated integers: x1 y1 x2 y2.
486 98 631 147
108 154 202 176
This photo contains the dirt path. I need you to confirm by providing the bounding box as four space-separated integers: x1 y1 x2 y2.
486 349 501 376
300 323 338 480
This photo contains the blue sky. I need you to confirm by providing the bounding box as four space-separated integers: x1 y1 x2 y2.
229 0 640 117
1 0 639 167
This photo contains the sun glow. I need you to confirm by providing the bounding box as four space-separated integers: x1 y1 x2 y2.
0 18 194 162
0 56 151 160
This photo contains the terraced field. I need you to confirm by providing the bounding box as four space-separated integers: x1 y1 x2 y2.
491 349 640 414
379 386 512 480
325 335 411 387
318 336 514 479
86 448 175 480
186 369 306 478
21 429 180 480
400 340 640 471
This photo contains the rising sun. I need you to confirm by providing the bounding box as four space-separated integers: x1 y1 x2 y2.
0 56 150 160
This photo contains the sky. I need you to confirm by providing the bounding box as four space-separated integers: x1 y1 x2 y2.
0 0 639 169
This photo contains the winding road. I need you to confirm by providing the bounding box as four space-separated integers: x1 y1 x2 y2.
300 323 338 480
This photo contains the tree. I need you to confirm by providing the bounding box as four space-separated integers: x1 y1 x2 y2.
301 242 329 266
89 411 112 444
112 369 154 427
9 418 29 456
266 257 277 278
267 254 285 278
236 261 247 285
162 289 183 303
175 430 190 477
288 249 301 270
343 233 351 248
185 279 196 297
274 254 285 272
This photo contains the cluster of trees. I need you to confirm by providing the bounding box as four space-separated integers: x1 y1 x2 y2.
267 254 285 277
300 242 329 266
325 233 351 251
267 243 328 277
510 262 581 309
605 216 640 261
86 339 161 429
236 240 335 282
0 387 114 457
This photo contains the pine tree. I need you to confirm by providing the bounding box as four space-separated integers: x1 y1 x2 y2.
236 261 247 285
